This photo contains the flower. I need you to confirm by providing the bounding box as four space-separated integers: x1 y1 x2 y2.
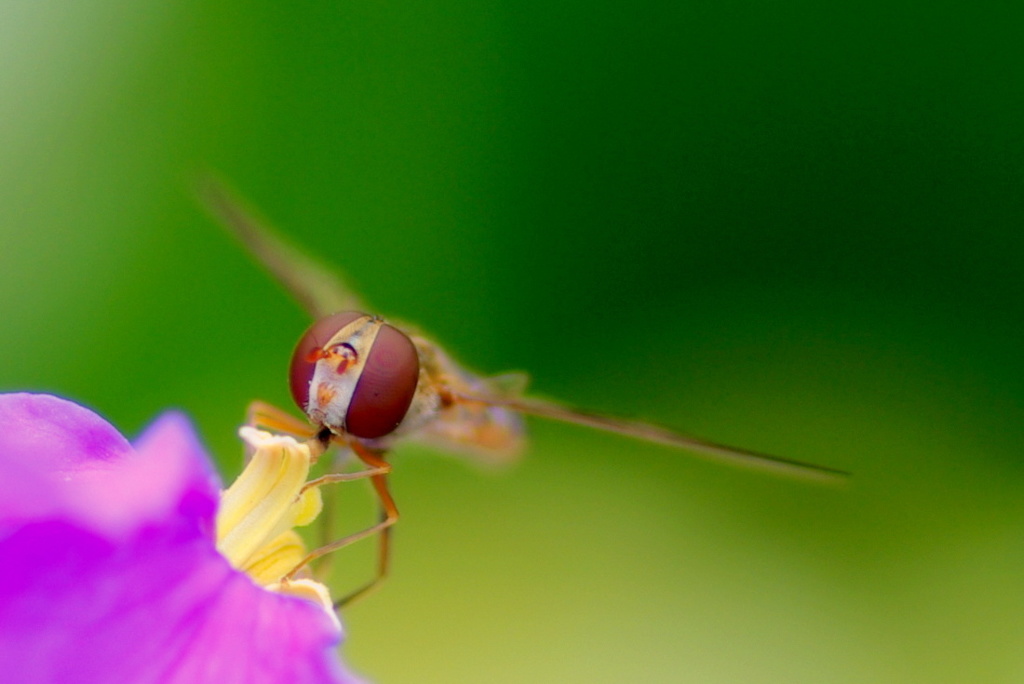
0 393 362 684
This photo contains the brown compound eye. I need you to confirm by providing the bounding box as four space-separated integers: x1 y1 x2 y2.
289 311 366 412
289 311 420 439
345 323 419 439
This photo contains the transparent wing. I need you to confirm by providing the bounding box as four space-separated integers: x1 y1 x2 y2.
458 392 849 483
199 176 848 483
198 175 365 319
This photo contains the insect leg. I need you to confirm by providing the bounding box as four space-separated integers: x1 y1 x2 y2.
282 441 399 608
332 441 399 607
271 456 390 584
246 400 317 438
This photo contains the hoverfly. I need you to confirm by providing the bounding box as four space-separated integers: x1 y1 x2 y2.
200 178 848 605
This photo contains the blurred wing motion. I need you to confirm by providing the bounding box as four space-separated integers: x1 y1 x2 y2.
199 175 849 484
459 392 849 482
199 175 364 318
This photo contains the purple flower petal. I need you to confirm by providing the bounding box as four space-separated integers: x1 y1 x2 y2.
0 393 359 684
0 393 133 533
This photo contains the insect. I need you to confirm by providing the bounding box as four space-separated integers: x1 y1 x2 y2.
200 178 848 605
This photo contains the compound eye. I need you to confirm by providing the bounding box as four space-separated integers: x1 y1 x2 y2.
289 311 366 413
345 323 420 439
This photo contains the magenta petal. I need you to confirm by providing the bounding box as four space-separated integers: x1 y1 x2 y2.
121 411 223 537
0 393 132 468
0 525 353 684
0 394 221 538
0 394 358 684
0 393 132 531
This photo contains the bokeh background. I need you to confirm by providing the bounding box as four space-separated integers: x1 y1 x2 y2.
2 2 1023 682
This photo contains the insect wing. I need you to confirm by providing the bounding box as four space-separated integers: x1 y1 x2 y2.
199 175 365 319
460 393 849 483
201 177 849 482
398 337 526 466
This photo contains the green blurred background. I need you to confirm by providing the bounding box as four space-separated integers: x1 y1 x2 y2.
2 2 1023 682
